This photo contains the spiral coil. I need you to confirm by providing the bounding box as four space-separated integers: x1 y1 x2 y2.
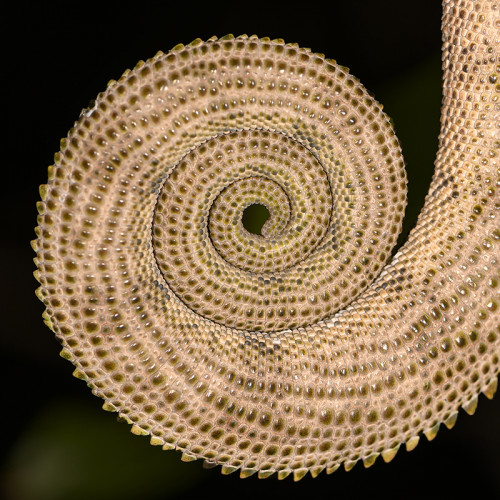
34 1 499 480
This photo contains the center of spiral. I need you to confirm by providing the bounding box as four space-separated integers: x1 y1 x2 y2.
152 130 337 331
242 204 270 236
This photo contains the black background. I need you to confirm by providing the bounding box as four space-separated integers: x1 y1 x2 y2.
2 1 499 499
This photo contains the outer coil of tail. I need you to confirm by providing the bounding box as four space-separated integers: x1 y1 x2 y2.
34 1 499 480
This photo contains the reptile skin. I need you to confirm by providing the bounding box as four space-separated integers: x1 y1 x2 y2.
33 0 499 480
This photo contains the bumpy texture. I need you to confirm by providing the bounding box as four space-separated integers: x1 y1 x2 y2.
34 0 499 480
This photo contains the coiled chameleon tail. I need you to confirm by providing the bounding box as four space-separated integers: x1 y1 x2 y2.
33 0 499 480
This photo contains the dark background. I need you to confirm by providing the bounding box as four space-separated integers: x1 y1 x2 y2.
2 1 499 499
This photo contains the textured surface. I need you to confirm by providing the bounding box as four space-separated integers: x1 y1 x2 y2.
33 0 499 480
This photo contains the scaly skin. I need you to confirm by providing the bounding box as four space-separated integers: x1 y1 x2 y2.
33 0 498 480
